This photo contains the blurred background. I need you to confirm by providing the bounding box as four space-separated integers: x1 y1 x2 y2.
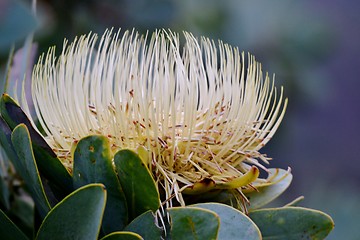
0 0 359 238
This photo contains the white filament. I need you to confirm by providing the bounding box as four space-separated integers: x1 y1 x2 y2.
30 29 287 205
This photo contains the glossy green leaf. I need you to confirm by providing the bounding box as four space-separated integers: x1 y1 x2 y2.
249 207 334 240
124 210 162 239
168 207 219 240
246 168 292 210
11 124 51 218
73 135 128 232
0 208 29 240
100 232 143 240
114 150 160 219
193 203 261 240
36 184 107 240
0 94 72 197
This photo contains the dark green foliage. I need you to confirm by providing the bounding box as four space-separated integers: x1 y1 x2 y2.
249 207 335 240
114 150 160 220
168 207 219 240
193 203 261 240
124 210 162 240
100 232 143 240
10 124 51 218
0 94 73 198
0 208 28 240
36 184 106 240
73 135 128 233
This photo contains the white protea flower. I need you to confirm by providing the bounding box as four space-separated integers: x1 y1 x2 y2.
28 29 287 208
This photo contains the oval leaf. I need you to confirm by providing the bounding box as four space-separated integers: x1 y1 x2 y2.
249 207 334 240
36 184 106 240
0 208 28 240
11 124 51 218
0 94 73 197
246 168 292 210
114 149 160 219
124 210 162 239
193 203 261 240
168 207 219 240
73 135 128 232
100 232 143 240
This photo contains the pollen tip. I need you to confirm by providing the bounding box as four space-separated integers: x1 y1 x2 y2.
251 166 260 175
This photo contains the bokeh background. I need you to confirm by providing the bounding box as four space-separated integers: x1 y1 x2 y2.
1 0 359 238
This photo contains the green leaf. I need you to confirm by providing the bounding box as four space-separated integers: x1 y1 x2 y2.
246 168 292 210
249 207 334 240
114 150 160 219
124 210 162 239
11 124 51 218
192 203 261 240
0 116 19 169
100 232 143 240
73 135 128 232
168 207 219 240
0 94 29 130
0 208 29 240
36 183 107 240
32 144 73 198
0 94 73 197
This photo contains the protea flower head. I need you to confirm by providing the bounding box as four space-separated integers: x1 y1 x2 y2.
28 29 287 208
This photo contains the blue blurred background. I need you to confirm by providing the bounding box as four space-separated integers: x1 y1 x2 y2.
1 0 359 238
